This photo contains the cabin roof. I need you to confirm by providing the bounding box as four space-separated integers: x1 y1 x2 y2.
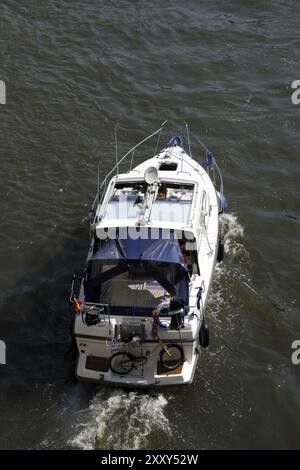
95 146 218 234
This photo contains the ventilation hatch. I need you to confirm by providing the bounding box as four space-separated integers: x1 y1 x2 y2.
159 162 178 171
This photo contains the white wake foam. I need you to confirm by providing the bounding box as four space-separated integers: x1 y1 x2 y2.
69 389 171 450
206 212 249 321
219 212 247 260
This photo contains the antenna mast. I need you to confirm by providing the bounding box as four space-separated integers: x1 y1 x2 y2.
115 122 119 175
184 121 192 158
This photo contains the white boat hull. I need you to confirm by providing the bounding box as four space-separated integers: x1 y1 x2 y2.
71 125 224 387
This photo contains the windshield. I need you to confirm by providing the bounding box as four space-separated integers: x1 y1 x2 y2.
151 183 194 223
104 182 146 220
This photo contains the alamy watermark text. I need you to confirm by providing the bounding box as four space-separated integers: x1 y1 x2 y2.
0 340 6 365
291 80 300 104
0 80 6 104
291 340 300 365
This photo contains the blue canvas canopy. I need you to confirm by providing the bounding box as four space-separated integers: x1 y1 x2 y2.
84 229 189 313
90 229 185 266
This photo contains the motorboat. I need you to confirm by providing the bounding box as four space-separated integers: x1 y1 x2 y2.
70 121 227 387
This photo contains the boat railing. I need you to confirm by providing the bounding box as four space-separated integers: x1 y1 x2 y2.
90 120 225 219
91 120 168 215
213 159 224 212
185 123 224 213
80 302 111 326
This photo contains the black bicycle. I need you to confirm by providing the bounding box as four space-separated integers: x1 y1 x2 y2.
109 340 184 375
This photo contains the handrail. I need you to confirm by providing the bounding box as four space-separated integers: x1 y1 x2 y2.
90 121 167 215
185 125 224 210
90 120 225 218
100 120 168 191
213 160 224 211
81 302 111 326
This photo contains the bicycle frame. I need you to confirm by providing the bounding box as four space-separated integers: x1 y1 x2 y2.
109 337 184 376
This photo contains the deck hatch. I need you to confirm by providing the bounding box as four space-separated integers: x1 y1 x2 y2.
159 162 178 171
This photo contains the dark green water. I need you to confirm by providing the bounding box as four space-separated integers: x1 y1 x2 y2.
0 0 300 449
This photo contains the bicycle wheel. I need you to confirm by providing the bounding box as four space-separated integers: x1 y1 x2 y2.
159 344 184 371
109 352 135 375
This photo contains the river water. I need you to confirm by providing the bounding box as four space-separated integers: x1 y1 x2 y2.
0 0 300 450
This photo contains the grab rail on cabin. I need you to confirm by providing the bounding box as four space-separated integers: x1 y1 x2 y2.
89 120 168 228
185 123 225 213
89 120 225 228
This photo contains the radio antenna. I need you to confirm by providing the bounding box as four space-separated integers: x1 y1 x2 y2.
115 122 119 175
97 163 100 204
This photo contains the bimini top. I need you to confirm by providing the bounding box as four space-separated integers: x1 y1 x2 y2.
83 229 189 315
91 229 186 266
